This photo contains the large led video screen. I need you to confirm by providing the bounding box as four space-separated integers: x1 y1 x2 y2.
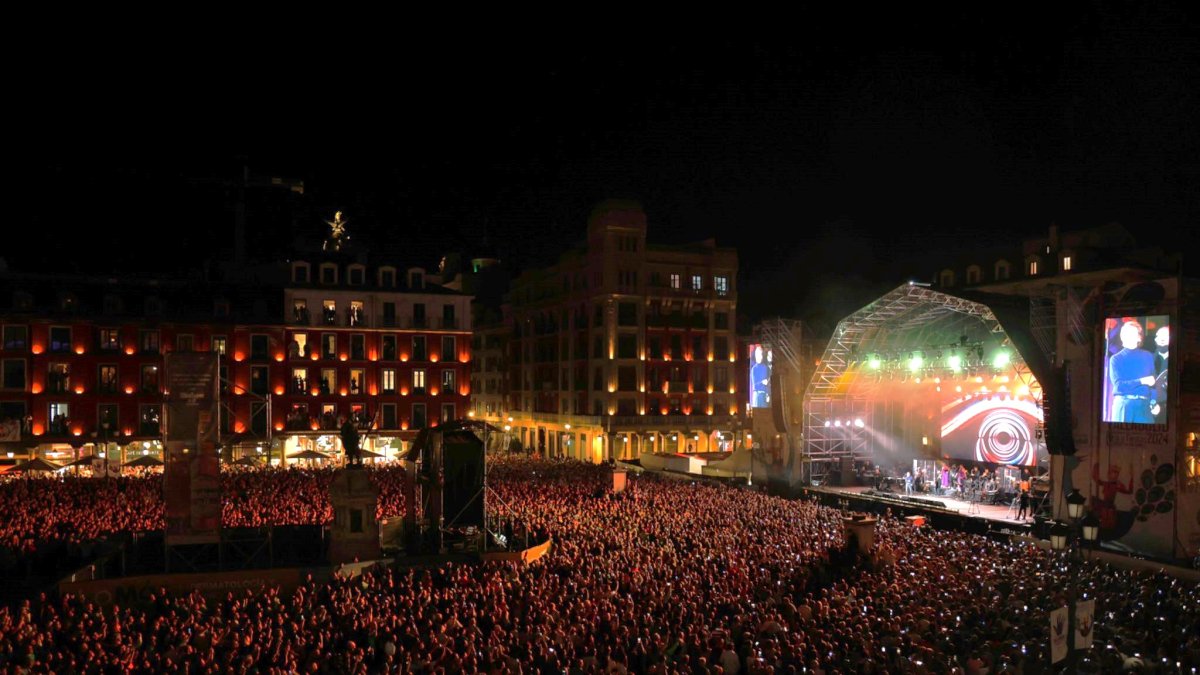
1102 315 1170 425
941 394 1042 466
748 343 773 408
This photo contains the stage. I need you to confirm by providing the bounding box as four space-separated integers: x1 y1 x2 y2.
805 485 1039 530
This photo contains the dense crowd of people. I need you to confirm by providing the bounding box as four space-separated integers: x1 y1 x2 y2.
0 458 1196 672
0 466 409 556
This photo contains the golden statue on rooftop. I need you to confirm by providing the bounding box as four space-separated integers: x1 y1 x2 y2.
323 211 349 251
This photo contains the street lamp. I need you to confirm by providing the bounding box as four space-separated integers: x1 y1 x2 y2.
1049 488 1099 670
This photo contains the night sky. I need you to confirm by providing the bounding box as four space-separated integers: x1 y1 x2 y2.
10 5 1198 326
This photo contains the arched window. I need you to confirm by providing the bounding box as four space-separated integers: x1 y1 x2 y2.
292 262 311 284
994 259 1011 281
1026 256 1042 277
965 265 982 285
939 269 956 288
319 263 338 285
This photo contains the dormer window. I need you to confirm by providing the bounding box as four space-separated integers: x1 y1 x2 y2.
348 265 365 286
1027 256 1041 276
379 267 396 288
214 299 230 317
1061 255 1073 272
59 293 77 312
320 263 338 285
292 262 311 284
995 259 1011 281
12 292 33 311
965 265 981 285
409 270 425 289
939 269 955 288
103 294 123 315
145 296 163 316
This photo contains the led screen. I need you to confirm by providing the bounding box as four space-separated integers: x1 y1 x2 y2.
1102 315 1169 425
941 394 1042 466
748 343 773 408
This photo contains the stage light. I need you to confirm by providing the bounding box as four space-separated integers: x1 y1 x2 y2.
868 356 881 369
948 354 962 372
854 418 864 428
992 350 1010 368
824 420 831 427
834 420 842 427
908 353 923 371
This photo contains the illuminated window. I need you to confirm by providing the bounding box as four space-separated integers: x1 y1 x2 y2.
320 369 336 394
48 363 70 393
381 368 396 393
48 403 70 434
98 365 117 394
669 273 681 289
141 365 159 393
98 328 120 351
1062 255 1072 272
691 275 703 291
442 369 456 390
349 368 364 394
441 403 456 423
1028 258 1040 276
715 276 729 296
413 369 426 393
292 368 308 393
212 336 227 356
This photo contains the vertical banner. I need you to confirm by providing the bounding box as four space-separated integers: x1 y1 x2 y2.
1049 605 1069 664
1074 599 1095 650
164 353 221 545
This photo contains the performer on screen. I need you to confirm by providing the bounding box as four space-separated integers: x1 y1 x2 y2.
751 345 771 408
1152 325 1169 424
1091 463 1134 530
1108 320 1157 423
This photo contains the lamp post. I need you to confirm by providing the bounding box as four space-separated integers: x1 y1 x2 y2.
1049 488 1099 672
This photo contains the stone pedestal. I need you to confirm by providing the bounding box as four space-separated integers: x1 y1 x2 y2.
328 467 381 564
842 515 877 556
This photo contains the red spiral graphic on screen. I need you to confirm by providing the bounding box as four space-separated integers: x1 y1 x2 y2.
974 409 1035 465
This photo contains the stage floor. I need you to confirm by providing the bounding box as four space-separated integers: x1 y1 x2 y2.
811 485 1037 527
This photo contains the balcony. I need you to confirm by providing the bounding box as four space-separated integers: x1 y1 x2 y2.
440 317 459 330
606 413 740 431
292 308 311 325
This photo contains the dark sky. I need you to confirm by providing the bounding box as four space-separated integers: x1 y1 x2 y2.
10 4 1199 324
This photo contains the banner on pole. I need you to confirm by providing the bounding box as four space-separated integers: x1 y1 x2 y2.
1050 605 1069 664
1074 599 1095 650
164 353 221 546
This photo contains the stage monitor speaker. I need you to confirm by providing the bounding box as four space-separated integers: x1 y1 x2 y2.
442 430 486 528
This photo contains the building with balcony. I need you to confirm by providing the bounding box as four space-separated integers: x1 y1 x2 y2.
478 200 745 462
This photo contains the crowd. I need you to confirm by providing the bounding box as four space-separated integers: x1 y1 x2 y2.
0 466 409 557
0 457 1196 673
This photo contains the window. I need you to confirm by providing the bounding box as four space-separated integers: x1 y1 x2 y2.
618 366 636 391
250 366 268 396
2 359 25 390
348 266 364 285
441 336 456 362
48 403 70 434
250 401 268 435
349 509 363 533
618 303 637 327
349 368 364 394
348 301 365 327
412 336 427 362
593 336 603 359
320 264 337 285
691 336 703 360
59 293 77 312
412 369 427 394
292 367 308 393
176 334 194 352
382 302 396 327
250 334 269 360
322 333 337 360
441 403 455 423
50 327 71 353
939 269 955 287
98 328 120 351
441 369 456 391
293 299 309 324
98 365 118 394
381 368 396 393
3 326 27 351
715 366 729 390
1028 258 1040 276
995 260 1011 281
716 336 729 360
351 334 365 360
97 404 118 432
1062 255 1073 272
412 403 427 429
648 336 663 359
442 304 456 329
145 297 163 316
212 336 227 356
103 294 122 315
966 265 981 285
140 405 161 435
288 333 308 359
293 263 310 284
670 334 683 359
320 404 337 428
382 335 397 361
323 300 338 325
412 303 427 329
48 363 70 394
670 273 681 290
691 275 702 291
593 303 604 328
382 403 397 430
379 268 396 288
410 271 424 289
320 368 336 394
714 276 729 296
140 330 160 354
141 365 159 393
715 313 729 330
617 334 637 359
214 300 230 317
593 367 603 391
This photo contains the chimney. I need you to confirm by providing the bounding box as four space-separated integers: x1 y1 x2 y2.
1048 222 1060 252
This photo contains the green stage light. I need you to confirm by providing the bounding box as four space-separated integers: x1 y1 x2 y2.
948 354 962 372
908 353 923 372
868 356 882 369
993 350 1010 369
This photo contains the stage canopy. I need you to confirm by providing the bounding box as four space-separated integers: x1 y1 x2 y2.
803 283 1051 481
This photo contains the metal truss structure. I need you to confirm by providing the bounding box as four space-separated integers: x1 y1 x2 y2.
802 283 1035 485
